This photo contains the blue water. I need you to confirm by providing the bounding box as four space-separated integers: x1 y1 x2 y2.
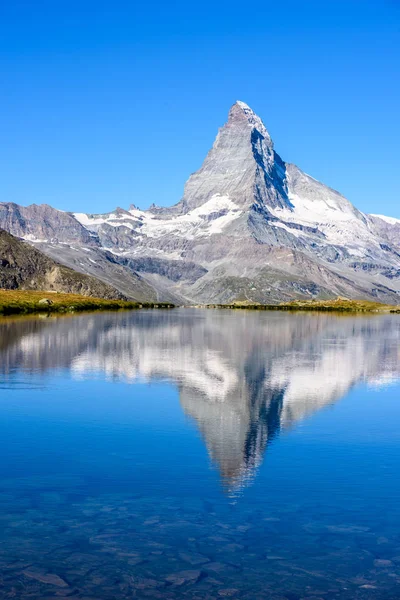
0 309 400 599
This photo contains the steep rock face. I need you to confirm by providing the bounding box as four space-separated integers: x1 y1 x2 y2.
368 214 400 263
179 101 291 213
0 203 96 245
0 101 399 304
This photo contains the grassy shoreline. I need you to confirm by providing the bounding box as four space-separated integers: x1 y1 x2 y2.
204 298 400 314
0 290 174 316
1 291 399 317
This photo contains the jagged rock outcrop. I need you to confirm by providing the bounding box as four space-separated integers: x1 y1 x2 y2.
0 202 95 245
0 101 399 304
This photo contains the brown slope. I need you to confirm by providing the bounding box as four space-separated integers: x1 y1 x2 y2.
0 229 127 299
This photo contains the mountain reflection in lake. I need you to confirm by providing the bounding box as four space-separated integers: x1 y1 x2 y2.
0 309 400 600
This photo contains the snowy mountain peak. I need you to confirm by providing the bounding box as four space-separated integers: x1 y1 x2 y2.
235 100 251 108
228 100 270 140
0 100 399 306
177 101 283 213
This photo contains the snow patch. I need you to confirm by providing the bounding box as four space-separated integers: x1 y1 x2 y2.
270 191 381 256
271 221 302 238
370 214 400 226
22 235 51 243
75 194 242 241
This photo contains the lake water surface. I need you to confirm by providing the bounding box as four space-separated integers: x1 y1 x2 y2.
0 309 400 599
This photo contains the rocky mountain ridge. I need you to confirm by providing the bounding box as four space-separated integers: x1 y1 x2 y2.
0 229 151 300
0 101 399 304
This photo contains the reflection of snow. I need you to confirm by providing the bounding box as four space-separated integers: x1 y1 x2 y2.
2 310 400 493
367 374 400 389
72 346 238 402
267 337 398 426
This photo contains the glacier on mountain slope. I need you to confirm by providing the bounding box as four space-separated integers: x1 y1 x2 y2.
74 194 243 242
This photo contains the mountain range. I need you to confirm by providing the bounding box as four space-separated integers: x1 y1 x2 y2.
1 100 399 304
0 229 127 299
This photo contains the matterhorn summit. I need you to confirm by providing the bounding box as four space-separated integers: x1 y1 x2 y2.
180 100 291 213
0 101 399 304
229 100 271 137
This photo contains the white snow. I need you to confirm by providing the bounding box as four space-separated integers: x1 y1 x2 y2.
74 194 242 241
74 212 127 227
285 191 356 224
71 182 396 265
141 195 241 239
22 235 50 243
270 190 382 255
370 214 400 226
236 100 251 110
270 220 302 238
234 100 269 136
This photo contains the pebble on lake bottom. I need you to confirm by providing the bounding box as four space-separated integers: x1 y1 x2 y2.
0 486 399 600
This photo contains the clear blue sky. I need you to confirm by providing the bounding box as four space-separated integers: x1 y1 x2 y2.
1 0 399 216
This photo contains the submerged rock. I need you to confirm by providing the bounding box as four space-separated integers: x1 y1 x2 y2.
165 569 202 585
22 569 68 587
373 559 393 568
179 552 210 566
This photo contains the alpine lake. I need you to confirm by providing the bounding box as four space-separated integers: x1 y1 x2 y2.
0 308 400 600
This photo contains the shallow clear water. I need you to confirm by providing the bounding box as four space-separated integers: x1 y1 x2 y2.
0 309 400 599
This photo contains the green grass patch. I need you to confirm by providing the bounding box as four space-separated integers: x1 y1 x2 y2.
205 297 399 313
0 289 174 316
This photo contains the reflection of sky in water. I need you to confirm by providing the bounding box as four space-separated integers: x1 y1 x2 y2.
0 309 400 495
0 310 400 599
